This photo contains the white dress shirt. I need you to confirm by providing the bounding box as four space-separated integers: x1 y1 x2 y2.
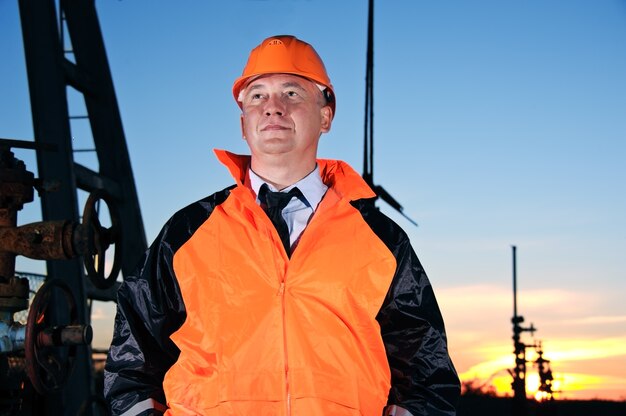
248 165 328 250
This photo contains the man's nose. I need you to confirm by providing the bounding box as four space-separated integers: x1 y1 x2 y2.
264 95 286 116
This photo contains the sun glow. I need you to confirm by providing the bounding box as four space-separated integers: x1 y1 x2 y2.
442 281 626 403
464 370 564 400
459 347 626 401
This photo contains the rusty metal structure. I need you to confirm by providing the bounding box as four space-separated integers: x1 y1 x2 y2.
0 0 147 414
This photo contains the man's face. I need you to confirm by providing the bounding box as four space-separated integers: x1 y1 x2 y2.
240 74 332 164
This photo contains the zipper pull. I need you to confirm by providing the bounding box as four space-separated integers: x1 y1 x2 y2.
277 282 285 296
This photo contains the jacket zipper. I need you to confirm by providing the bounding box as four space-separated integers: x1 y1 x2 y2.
278 281 291 416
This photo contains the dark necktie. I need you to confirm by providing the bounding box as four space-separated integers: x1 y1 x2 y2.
259 183 302 256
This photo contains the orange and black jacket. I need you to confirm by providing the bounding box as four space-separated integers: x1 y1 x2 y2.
104 150 460 416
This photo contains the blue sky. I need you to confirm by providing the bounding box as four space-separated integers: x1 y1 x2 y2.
2 0 625 400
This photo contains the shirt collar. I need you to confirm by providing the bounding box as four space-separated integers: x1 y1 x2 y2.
248 165 328 210
213 149 376 201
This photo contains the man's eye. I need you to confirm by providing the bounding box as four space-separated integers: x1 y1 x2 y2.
251 93 263 100
286 91 299 97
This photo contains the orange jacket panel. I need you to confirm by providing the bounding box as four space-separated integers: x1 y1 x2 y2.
163 151 395 415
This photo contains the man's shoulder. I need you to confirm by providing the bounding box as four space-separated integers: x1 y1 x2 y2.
157 185 236 250
175 185 235 217
169 184 235 224
351 198 410 252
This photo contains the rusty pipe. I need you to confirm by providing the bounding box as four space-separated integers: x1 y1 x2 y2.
0 209 17 280
37 324 93 347
0 220 82 260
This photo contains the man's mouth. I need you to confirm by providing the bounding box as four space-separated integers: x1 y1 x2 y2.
261 124 289 131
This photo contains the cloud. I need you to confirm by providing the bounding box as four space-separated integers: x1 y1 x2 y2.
437 284 599 330
457 335 626 400
90 301 118 321
539 336 626 362
459 336 626 374
91 306 108 321
438 284 593 313
436 284 511 321
459 354 513 381
436 284 624 337
554 315 626 326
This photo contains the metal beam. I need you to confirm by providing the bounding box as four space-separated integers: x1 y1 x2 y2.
61 0 148 275
18 0 92 414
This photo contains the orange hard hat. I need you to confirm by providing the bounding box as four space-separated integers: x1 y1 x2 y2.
233 35 335 116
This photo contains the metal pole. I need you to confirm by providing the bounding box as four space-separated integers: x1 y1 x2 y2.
512 245 517 318
363 0 374 185
511 245 527 416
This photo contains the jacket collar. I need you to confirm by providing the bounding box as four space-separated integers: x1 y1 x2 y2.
213 149 376 202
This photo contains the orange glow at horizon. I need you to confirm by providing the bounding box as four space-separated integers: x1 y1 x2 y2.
459 353 626 401
439 284 626 402
479 371 626 401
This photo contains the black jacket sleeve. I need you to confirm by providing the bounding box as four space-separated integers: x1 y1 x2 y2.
355 199 461 415
104 190 231 415
103 219 185 415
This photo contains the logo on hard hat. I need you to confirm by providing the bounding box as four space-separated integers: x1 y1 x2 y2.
268 39 283 46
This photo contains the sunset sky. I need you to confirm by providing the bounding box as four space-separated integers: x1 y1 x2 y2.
1 0 625 402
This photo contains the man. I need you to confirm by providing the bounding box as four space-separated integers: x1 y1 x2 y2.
104 35 460 416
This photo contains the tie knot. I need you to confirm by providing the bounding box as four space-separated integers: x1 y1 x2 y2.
259 184 302 211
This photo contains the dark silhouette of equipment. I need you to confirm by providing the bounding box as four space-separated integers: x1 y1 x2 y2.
534 341 555 401
362 0 417 226
24 278 92 395
81 191 123 290
0 139 121 412
1 1 148 414
508 245 556 415
0 140 105 409
509 245 534 416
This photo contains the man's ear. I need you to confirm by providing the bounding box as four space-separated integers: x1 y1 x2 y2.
320 106 333 133
240 113 246 140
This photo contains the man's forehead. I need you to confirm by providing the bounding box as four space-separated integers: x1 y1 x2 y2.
246 74 316 90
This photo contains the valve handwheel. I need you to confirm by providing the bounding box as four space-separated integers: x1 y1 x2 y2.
24 279 83 395
82 190 122 289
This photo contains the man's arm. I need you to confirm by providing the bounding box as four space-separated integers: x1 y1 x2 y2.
377 234 460 415
103 224 186 415
104 190 230 415
353 199 460 415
